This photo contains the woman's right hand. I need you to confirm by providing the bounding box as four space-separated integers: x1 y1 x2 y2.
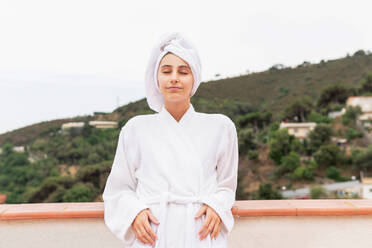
131 208 160 246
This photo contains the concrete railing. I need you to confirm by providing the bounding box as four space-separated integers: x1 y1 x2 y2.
1 200 372 248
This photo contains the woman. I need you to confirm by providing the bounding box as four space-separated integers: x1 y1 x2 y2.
102 32 238 248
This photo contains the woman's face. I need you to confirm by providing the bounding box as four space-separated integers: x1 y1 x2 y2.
157 52 194 104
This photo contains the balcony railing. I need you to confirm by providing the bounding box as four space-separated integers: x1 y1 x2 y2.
1 199 372 247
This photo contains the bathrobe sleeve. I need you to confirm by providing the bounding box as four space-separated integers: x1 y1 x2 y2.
200 117 239 233
102 123 149 245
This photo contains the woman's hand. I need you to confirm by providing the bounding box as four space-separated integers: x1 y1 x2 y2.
194 204 222 240
131 208 159 246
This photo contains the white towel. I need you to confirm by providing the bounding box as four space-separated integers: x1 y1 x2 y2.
144 32 202 112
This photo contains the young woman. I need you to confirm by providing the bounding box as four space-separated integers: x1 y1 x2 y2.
102 32 238 248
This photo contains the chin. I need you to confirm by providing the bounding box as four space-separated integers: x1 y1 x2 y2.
164 96 188 103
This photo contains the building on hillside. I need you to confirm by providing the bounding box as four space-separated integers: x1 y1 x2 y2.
61 122 85 130
282 180 361 199
13 146 25 153
361 177 372 199
331 137 348 150
328 110 344 119
279 122 317 140
343 96 372 121
61 122 85 135
88 121 117 129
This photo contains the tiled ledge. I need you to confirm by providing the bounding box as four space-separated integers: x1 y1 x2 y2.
1 200 372 220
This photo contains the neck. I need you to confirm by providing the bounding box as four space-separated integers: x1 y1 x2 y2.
164 100 191 122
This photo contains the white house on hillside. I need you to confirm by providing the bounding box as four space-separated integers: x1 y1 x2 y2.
343 96 372 121
361 177 372 199
88 121 117 129
279 122 317 139
61 122 85 130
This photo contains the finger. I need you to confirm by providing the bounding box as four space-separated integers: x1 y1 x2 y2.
148 211 160 225
144 221 157 242
201 217 216 240
199 214 212 236
211 221 220 240
215 223 222 239
194 205 207 219
138 225 155 245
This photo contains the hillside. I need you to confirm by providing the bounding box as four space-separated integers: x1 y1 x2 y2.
1 50 372 203
1 51 372 146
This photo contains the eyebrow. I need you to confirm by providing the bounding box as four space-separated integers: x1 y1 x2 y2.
161 65 190 69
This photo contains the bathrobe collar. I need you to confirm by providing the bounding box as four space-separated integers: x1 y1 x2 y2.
159 103 195 126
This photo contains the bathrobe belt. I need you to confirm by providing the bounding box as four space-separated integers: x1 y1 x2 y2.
141 191 210 248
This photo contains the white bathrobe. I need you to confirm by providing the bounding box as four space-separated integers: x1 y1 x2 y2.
102 103 238 248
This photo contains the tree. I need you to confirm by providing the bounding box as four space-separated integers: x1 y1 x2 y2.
308 124 334 153
62 183 95 202
252 182 283 200
238 128 257 154
345 127 363 140
237 111 272 131
290 162 316 181
353 49 366 56
276 152 301 176
353 145 372 171
314 144 344 167
282 97 314 122
1 142 14 156
268 129 302 164
342 105 362 126
326 166 346 182
360 73 372 93
316 85 354 110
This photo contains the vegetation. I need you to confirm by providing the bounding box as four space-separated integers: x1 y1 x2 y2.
310 185 328 199
1 51 372 202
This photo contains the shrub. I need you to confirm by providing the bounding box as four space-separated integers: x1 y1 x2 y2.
252 182 283 200
345 127 363 140
352 146 372 170
310 185 328 199
238 128 257 154
269 129 302 164
275 152 301 177
326 166 346 181
308 111 332 124
314 144 344 166
62 183 95 202
342 106 362 126
247 150 259 161
290 165 314 181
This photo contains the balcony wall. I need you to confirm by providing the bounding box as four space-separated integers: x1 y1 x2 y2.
1 200 372 248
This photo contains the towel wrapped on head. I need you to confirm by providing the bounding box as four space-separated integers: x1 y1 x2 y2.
144 32 202 112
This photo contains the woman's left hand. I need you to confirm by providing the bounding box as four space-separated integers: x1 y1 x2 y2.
194 204 222 240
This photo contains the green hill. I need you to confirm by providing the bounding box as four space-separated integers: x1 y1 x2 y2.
1 50 372 203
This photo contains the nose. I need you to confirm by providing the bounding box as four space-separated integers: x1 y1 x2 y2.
170 72 179 84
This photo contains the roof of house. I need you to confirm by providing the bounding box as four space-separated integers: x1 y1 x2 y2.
346 96 372 112
279 122 317 128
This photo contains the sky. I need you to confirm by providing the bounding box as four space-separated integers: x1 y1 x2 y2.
1 0 372 135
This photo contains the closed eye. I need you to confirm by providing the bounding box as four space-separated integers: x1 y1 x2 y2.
162 72 188 74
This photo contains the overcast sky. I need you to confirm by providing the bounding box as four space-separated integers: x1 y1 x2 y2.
1 0 372 135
